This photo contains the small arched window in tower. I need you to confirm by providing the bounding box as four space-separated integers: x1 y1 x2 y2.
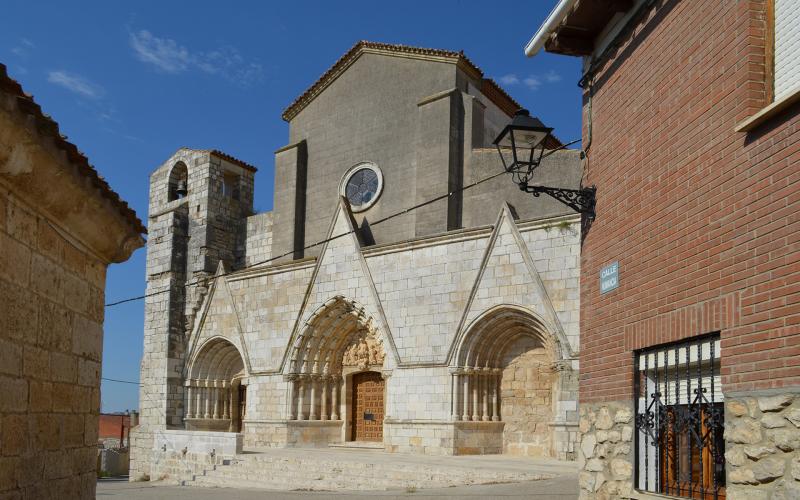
168 162 189 201
222 171 240 200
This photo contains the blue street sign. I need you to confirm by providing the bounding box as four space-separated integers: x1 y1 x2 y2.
600 261 619 294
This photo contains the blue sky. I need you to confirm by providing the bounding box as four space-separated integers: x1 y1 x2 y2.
2 1 580 412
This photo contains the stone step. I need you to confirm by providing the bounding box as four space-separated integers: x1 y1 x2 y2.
223 462 527 480
186 462 541 491
190 475 442 491
328 441 384 450
174 450 553 492
204 466 464 483
224 461 534 480
229 456 528 475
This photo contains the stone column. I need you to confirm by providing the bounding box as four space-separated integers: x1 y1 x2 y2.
229 386 235 426
331 376 340 420
204 381 212 419
309 375 319 420
451 371 460 421
462 370 470 421
287 375 298 420
296 376 306 420
186 381 195 419
213 382 221 419
222 383 230 419
493 369 501 421
194 380 203 418
482 370 490 421
321 376 329 420
487 372 495 421
472 368 480 421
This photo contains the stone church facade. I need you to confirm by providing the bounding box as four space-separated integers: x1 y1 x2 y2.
131 42 583 479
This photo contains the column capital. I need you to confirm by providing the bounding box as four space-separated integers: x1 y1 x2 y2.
284 373 298 382
550 360 572 372
381 369 393 380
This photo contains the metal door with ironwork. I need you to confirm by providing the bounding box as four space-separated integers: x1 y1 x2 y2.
351 371 384 441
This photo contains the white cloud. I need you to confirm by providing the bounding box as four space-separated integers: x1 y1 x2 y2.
523 76 541 91
11 38 35 58
47 71 104 99
496 69 562 91
129 30 190 73
498 74 520 85
544 69 562 83
129 29 264 86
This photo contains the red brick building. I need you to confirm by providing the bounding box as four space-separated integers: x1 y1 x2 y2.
98 413 131 449
528 1 800 498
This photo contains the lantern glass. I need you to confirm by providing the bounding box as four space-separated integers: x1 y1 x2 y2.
492 109 552 174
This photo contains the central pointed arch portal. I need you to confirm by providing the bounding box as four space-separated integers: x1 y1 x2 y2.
286 296 387 445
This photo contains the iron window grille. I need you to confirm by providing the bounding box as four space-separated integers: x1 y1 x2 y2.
634 334 725 500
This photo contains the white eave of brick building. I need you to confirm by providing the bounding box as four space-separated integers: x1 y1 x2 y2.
524 0 578 57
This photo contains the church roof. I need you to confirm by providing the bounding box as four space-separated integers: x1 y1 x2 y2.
0 63 146 236
281 41 524 122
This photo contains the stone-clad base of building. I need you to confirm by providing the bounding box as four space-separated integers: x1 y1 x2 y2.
243 420 343 448
242 420 506 455
384 420 504 455
576 402 635 499
724 389 800 500
577 390 800 499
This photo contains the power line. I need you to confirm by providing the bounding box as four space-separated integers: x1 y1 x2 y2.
102 377 142 385
105 142 580 308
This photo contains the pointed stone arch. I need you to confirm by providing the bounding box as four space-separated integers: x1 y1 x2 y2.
286 295 387 441
450 304 572 458
185 336 247 432
454 304 563 369
446 204 576 366
289 295 385 376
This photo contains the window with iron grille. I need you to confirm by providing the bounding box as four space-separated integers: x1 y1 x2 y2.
634 334 725 500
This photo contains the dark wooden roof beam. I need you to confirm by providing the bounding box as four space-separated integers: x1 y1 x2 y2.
545 33 594 56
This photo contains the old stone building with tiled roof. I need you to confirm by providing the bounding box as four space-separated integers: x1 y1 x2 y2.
130 42 584 482
0 64 145 499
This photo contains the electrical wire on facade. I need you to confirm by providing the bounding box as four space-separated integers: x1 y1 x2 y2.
105 142 579 308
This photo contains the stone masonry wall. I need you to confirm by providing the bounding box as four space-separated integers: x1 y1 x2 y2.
724 390 800 500
501 338 554 457
577 402 635 500
244 212 273 268
0 189 108 499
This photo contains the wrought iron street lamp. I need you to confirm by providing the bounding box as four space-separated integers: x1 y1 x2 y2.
493 109 596 220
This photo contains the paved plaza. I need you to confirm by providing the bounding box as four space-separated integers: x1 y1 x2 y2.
97 474 579 499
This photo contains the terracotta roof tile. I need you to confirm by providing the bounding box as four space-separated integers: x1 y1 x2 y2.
208 149 258 172
0 63 146 235
173 148 258 173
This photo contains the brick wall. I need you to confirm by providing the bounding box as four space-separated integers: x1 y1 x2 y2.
580 0 800 403
0 189 107 498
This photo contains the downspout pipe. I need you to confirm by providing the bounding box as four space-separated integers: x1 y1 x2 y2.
524 0 578 57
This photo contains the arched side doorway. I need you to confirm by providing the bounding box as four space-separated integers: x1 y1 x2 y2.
185 337 247 433
287 296 386 443
453 306 566 457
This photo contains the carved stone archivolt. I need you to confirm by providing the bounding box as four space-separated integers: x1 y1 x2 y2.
342 329 385 368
